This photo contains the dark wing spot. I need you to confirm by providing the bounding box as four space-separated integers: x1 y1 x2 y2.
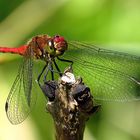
5 101 8 112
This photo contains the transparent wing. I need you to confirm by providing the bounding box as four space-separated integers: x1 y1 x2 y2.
60 41 140 101
5 47 37 124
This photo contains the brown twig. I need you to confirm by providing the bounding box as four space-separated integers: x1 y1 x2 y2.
41 70 100 140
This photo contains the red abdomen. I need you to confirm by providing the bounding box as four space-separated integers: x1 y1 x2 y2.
0 45 27 55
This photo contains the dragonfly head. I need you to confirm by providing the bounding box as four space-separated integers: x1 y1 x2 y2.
45 35 68 57
53 35 68 55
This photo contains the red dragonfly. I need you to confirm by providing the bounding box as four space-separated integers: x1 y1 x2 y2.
0 34 140 124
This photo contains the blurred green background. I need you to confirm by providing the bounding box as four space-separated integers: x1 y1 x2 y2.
0 0 140 140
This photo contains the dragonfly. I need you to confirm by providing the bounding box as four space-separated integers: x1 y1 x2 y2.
0 34 140 125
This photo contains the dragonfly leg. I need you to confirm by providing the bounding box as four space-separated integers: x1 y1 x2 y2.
40 63 57 101
39 57 73 86
56 57 73 76
50 62 54 80
43 62 54 81
53 59 63 77
57 57 73 67
37 64 47 87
